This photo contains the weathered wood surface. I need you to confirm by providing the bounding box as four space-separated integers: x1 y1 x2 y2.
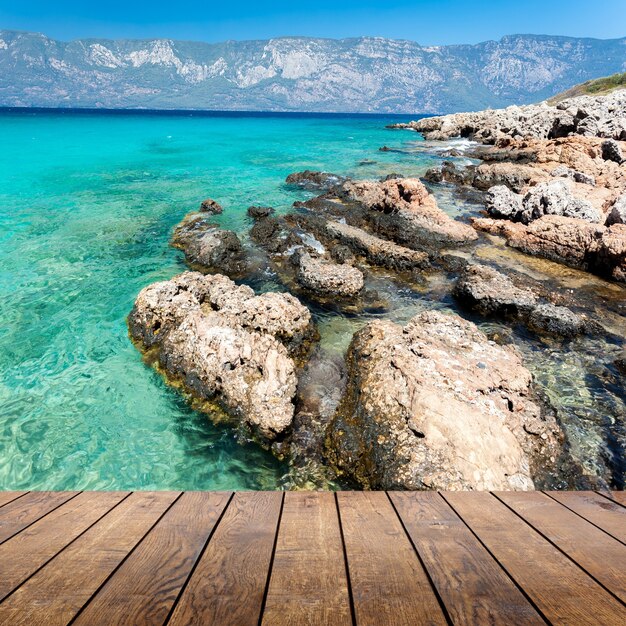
0 490 624 625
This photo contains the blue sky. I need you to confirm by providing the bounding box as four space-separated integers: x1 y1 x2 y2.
1 0 625 44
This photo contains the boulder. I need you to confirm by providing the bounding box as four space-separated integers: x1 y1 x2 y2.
296 252 364 297
550 165 596 186
325 220 429 271
247 206 275 219
486 185 524 220
171 212 247 277
601 139 624 164
128 272 316 442
342 177 477 247
521 180 603 224
326 311 562 490
606 194 626 226
285 170 346 191
453 264 587 337
199 198 223 214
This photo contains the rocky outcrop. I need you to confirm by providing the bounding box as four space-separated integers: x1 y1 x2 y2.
473 215 626 282
486 180 603 224
171 212 247 277
128 272 315 442
326 310 562 490
342 177 477 247
296 252 364 297
199 198 223 214
285 170 346 191
247 205 275 219
397 91 626 143
454 264 588 336
325 220 429 271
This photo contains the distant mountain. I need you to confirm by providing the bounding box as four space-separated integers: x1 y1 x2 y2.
1 30 625 113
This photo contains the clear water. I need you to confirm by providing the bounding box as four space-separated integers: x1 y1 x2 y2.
0 109 439 490
1 109 624 491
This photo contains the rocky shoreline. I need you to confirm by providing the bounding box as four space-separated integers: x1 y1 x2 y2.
128 90 626 491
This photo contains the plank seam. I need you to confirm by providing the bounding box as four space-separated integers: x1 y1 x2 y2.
0 492 30 510
0 491 84 547
67 492 185 626
0 492 134 605
163 491 235 625
440 493 551 626
386 492 454 626
542 491 626 546
594 490 626 510
493 492 626 608
334 492 357 626
257 491 285 626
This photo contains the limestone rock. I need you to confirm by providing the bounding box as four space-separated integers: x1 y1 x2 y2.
296 252 364 297
128 272 315 441
326 311 562 490
199 198 223 214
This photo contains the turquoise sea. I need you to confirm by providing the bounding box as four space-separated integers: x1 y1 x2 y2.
0 108 442 490
2 108 624 491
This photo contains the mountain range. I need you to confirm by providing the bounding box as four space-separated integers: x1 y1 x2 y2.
1 30 625 113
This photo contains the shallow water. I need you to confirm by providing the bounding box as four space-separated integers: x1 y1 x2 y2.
1 109 624 490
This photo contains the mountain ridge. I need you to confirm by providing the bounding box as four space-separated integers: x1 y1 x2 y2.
1 30 625 113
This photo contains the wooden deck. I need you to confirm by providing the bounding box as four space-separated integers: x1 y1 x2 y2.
0 491 624 625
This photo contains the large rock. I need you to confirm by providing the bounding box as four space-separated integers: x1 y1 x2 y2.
325 220 429 271
326 311 562 490
128 272 315 441
342 177 477 246
473 215 626 282
606 194 626 226
285 170 346 191
485 185 524 220
199 198 223 214
296 252 364 297
171 212 247 277
454 264 588 337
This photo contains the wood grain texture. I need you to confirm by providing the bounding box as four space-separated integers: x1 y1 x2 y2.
547 491 626 543
0 491 79 544
73 491 231 626
445 491 626 625
0 492 28 508
498 490 626 602
337 491 447 626
0 491 179 626
390 491 544 625
167 491 283 626
599 490 626 507
0 491 128 601
262 491 352 626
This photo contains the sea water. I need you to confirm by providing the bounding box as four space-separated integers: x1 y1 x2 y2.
0 108 439 490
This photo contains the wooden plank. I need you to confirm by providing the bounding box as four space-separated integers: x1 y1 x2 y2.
337 491 447 626
547 491 626 543
600 491 626 507
0 491 179 626
73 491 231 626
444 491 626 625
168 491 283 626
0 491 128 602
262 491 352 626
498 491 626 602
0 492 28 508
0 491 79 544
390 491 544 625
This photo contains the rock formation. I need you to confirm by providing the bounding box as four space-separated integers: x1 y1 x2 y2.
326 310 562 490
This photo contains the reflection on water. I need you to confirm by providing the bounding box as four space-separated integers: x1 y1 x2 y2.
0 110 624 489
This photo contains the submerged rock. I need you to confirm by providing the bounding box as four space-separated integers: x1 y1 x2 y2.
128 272 316 442
342 177 477 247
199 198 223 214
296 252 364 297
326 310 562 490
247 205 275 219
171 212 247 277
285 170 346 191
